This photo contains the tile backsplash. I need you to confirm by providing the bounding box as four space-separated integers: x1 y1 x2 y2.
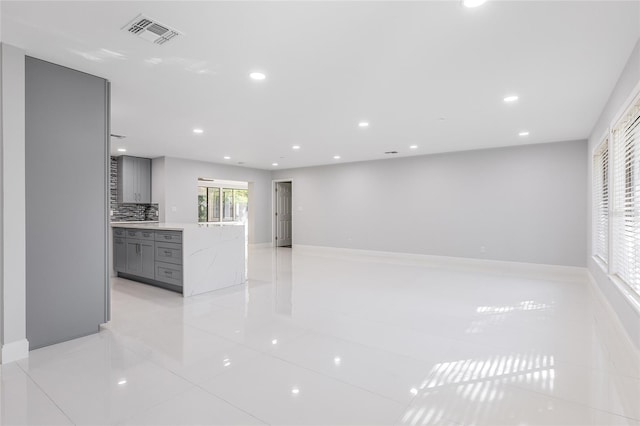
110 156 158 222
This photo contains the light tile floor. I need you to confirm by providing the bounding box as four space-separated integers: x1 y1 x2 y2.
2 247 639 425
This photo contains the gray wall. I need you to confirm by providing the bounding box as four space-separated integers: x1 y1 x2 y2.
273 140 587 267
587 38 640 348
25 57 109 350
153 157 273 244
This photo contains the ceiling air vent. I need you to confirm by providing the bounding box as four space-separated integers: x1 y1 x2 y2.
123 14 181 45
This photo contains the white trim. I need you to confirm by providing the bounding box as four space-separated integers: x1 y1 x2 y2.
294 245 588 283
611 79 640 127
1 339 29 364
587 271 640 352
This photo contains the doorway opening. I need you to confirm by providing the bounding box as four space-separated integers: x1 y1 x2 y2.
273 180 292 247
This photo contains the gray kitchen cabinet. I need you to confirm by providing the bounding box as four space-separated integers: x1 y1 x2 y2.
117 155 151 203
155 242 182 265
114 227 183 293
125 238 155 279
155 262 183 287
114 236 127 272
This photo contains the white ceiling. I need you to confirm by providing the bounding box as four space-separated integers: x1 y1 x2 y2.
2 1 640 169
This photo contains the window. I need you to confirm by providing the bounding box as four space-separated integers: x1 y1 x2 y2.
208 188 221 221
222 188 234 221
611 93 640 295
593 139 609 263
198 186 248 223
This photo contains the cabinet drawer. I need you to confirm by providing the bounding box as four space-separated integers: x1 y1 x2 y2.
155 242 182 265
155 231 182 243
155 262 183 286
125 229 155 241
113 228 126 238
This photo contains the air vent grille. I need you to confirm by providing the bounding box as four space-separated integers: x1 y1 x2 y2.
123 14 182 45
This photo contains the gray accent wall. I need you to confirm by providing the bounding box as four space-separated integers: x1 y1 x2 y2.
587 38 640 349
153 157 272 244
273 140 587 267
25 57 109 350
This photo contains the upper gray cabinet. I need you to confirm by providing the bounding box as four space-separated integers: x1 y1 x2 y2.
117 155 151 203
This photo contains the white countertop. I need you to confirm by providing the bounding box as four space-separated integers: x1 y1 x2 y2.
111 222 244 231
111 221 159 225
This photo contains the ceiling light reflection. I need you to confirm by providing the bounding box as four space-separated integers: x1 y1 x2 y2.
463 0 487 7
250 72 266 80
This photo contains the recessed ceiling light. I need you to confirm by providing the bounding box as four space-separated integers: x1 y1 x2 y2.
519 131 530 137
409 145 418 150
223 156 231 160
117 379 127 385
272 162 279 166
358 122 369 128
291 388 300 395
333 155 341 160
117 148 127 152
503 95 519 103
250 72 266 80
292 145 301 150
193 128 204 134
463 0 487 8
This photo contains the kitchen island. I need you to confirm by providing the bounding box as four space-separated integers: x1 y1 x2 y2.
112 222 246 296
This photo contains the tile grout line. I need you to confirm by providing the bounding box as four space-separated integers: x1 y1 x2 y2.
15 362 78 426
500 380 640 423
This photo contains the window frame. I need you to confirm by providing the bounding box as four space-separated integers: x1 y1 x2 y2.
592 137 610 266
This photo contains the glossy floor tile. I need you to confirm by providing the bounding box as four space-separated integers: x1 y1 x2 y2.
1 246 638 425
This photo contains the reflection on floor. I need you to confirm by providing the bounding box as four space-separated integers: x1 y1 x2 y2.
2 246 640 425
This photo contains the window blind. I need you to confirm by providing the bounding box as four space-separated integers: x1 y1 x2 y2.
593 140 609 263
612 94 640 295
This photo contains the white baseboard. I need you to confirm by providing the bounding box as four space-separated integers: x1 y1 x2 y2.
1 339 29 364
293 244 588 283
587 271 640 352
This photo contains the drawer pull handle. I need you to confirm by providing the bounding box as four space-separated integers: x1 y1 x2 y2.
164 235 171 239
164 270 172 275
164 250 172 255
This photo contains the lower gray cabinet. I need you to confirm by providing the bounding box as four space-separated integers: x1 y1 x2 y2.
125 238 155 279
114 227 184 293
155 242 182 265
155 262 183 287
114 236 127 272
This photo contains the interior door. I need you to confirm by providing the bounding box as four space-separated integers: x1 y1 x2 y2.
276 182 292 247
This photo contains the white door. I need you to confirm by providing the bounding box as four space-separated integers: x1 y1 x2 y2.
276 182 292 247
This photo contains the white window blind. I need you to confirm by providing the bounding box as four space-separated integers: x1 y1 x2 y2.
612 94 640 295
593 140 609 263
